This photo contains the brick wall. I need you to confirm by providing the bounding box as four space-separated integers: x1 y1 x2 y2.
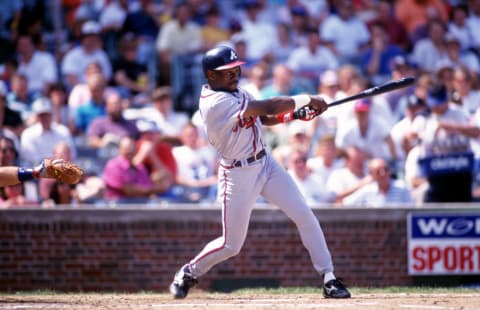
0 206 471 292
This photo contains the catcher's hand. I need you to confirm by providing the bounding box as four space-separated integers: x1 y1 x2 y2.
36 159 84 184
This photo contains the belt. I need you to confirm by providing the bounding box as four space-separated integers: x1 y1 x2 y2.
234 149 266 167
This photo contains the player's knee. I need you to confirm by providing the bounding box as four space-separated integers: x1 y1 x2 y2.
223 243 242 258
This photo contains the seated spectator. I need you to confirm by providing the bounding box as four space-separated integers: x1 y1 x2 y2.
435 33 480 75
172 122 218 203
307 134 344 183
394 0 447 34
61 20 112 88
42 181 77 207
0 81 23 137
239 62 269 100
16 33 58 95
410 19 448 73
1 183 38 208
360 22 405 85
448 4 472 52
286 28 339 93
260 64 302 99
326 146 372 204
103 136 168 204
271 22 295 64
343 157 413 207
112 33 149 100
74 72 107 134
320 0 370 64
272 122 311 168
368 0 409 51
20 97 76 167
6 73 34 120
0 136 18 166
133 120 176 197
201 6 230 51
47 83 69 127
335 98 397 161
87 91 139 148
124 86 189 138
451 66 480 119
287 149 331 205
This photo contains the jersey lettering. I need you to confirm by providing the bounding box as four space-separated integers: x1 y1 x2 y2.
232 116 257 132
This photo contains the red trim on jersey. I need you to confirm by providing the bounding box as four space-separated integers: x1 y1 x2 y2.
200 93 215 99
190 170 228 265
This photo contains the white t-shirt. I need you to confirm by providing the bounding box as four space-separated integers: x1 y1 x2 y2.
173 145 217 181
18 51 58 93
342 179 413 207
123 106 189 137
61 46 112 83
286 46 339 78
288 170 330 205
156 20 202 54
411 39 449 72
326 167 363 200
320 15 370 58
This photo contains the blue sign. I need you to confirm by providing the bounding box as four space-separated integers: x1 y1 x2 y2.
418 152 474 177
410 213 480 239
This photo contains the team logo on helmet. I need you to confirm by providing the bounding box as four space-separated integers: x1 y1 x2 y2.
230 50 237 60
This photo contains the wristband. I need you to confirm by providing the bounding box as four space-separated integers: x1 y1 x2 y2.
276 111 294 123
17 167 36 182
291 94 311 110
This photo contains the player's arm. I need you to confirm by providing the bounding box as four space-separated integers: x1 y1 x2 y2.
244 95 328 125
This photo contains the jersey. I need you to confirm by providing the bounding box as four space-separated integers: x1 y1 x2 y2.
199 84 266 160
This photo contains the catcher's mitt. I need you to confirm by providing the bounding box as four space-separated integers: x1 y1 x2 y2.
40 159 84 184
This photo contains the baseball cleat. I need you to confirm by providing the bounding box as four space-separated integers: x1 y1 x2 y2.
169 265 198 299
323 278 351 298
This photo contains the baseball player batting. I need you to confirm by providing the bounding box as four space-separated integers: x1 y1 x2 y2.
169 46 350 299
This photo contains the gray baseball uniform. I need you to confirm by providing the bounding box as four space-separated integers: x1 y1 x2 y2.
187 84 334 278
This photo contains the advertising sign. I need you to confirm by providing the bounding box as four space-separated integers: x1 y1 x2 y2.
408 212 480 275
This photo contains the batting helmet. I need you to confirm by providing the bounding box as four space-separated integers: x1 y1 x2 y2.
202 45 245 76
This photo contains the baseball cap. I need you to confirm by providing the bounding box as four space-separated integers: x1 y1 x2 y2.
31 97 53 114
406 94 425 108
390 55 410 71
320 70 339 86
136 119 160 133
354 98 371 112
291 5 308 16
81 21 101 36
426 86 448 108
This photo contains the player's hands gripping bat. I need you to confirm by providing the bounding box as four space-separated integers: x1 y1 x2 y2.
293 76 416 120
35 158 84 184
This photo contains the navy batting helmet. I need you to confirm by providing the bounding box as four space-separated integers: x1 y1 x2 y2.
202 45 245 76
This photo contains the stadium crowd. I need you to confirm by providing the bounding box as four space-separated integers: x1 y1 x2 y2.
0 0 480 207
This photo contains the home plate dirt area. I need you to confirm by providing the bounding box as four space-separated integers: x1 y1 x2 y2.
1 292 480 310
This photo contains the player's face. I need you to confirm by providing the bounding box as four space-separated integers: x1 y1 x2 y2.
209 66 241 91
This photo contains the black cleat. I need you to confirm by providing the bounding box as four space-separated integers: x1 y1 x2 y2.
169 265 198 299
323 278 351 298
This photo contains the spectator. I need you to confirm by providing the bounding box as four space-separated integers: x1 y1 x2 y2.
0 81 23 137
451 66 480 118
360 22 405 84
336 64 361 98
133 120 176 199
61 20 112 88
1 183 38 207
410 19 449 73
0 136 18 166
172 122 218 203
102 136 167 204
416 86 478 202
237 0 276 62
20 97 76 167
87 91 139 148
201 6 230 51
307 134 344 184
7 73 34 119
47 83 69 127
121 0 159 65
239 62 269 100
156 2 203 84
394 0 448 34
74 72 107 134
343 157 413 206
287 149 330 205
436 33 480 75
16 33 57 95
99 0 130 60
42 181 77 207
271 23 295 64
286 28 339 93
272 122 311 168
67 62 102 118
335 98 397 161
448 4 473 52
320 0 370 64
124 86 189 138
288 4 309 48
112 33 149 99
368 0 410 51
390 94 427 161
326 146 372 204
260 64 302 98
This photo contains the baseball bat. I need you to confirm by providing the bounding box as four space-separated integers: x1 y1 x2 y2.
327 76 416 107
293 76 415 120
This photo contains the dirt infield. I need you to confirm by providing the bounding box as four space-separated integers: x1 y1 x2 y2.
1 292 480 310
